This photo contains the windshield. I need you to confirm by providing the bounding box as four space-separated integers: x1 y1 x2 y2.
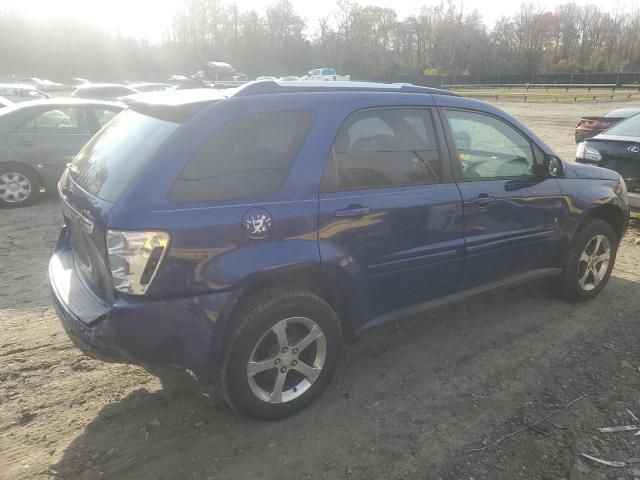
69 109 179 202
605 113 640 137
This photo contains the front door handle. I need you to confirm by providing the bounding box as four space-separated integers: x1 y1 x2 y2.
17 140 35 147
467 193 495 207
334 205 371 218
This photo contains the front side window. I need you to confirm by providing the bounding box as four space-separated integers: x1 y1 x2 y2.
321 108 442 192
445 109 534 180
16 107 83 134
169 111 314 203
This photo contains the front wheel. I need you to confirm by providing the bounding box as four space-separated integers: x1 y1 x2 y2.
558 218 618 302
220 288 343 420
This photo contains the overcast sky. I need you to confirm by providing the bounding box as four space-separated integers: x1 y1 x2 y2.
2 0 637 40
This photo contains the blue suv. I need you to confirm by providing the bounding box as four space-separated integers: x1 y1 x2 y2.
49 82 629 419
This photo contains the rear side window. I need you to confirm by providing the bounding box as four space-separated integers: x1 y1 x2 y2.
169 111 314 203
92 107 121 128
70 110 179 202
321 108 442 192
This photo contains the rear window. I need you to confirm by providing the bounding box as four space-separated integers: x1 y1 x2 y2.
69 110 178 202
169 111 314 203
605 113 640 137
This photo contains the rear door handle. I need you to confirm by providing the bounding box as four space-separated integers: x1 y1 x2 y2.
17 140 35 147
334 205 371 218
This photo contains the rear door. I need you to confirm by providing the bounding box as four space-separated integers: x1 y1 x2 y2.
7 106 93 178
440 108 563 287
318 106 464 318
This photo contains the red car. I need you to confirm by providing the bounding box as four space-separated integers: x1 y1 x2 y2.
575 108 640 143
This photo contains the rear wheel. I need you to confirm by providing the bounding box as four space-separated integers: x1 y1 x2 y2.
0 165 40 207
220 288 342 420
558 218 617 301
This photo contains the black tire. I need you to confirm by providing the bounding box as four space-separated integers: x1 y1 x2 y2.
558 218 618 302
220 287 343 420
0 164 41 208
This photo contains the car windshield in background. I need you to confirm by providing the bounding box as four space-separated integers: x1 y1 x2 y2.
604 113 640 137
69 110 179 202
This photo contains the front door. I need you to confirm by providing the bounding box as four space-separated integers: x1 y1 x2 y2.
7 106 93 178
318 107 465 318
441 108 563 287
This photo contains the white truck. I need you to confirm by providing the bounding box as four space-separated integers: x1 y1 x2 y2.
302 68 350 81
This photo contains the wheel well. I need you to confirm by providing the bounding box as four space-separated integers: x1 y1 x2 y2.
0 161 43 187
233 269 358 341
586 204 626 242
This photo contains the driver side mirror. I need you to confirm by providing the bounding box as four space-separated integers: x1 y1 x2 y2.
534 154 563 178
544 155 563 178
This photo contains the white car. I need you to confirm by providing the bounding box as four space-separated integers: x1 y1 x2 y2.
0 95 13 108
303 68 350 81
0 83 51 103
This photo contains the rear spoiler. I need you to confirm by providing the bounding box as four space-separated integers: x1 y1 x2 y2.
122 89 230 123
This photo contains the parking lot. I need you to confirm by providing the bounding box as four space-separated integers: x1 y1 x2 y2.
1 99 639 480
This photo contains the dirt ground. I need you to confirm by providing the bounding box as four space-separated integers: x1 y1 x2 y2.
1 100 640 480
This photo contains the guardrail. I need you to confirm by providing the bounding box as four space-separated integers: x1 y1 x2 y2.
453 90 640 102
443 83 640 93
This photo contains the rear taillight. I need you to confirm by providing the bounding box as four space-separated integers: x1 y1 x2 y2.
576 119 604 130
576 142 602 162
106 230 169 295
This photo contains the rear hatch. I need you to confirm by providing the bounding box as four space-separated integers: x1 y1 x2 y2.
60 109 181 302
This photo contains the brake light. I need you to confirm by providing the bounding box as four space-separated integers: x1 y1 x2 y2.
576 119 604 130
106 230 170 295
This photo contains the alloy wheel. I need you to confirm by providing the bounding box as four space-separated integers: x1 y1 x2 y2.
577 234 611 291
247 316 326 403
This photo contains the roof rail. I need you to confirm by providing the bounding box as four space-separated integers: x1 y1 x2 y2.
232 80 457 98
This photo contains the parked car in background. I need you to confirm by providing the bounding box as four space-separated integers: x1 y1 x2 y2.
576 112 640 212
129 82 174 92
0 83 51 102
0 98 122 206
575 108 640 143
279 76 301 81
0 96 13 108
71 83 139 101
303 68 350 81
68 77 91 87
49 82 628 420
175 79 210 90
16 77 66 92
167 75 191 85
